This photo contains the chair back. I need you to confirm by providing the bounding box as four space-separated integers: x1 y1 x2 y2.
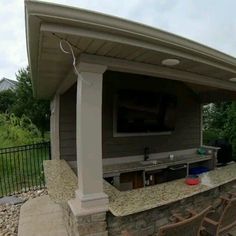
219 197 236 233
158 206 211 236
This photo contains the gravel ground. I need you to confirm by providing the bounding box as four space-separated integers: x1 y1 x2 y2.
0 188 48 236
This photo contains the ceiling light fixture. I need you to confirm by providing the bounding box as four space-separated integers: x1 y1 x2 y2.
161 58 180 66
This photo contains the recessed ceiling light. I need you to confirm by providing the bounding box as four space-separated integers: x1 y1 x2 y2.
229 78 236 82
161 58 180 66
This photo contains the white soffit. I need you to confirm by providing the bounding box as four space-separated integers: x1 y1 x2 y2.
25 0 236 99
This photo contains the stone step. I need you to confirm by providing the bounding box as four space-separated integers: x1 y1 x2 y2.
18 195 68 236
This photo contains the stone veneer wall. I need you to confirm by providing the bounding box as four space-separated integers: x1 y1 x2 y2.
60 180 236 236
62 202 108 236
107 180 236 236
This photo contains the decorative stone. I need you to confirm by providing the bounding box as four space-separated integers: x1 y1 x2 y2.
135 219 147 229
76 215 92 224
91 212 106 222
77 222 107 234
88 232 108 236
155 218 169 228
0 189 47 236
142 225 155 235
0 196 25 205
65 204 108 236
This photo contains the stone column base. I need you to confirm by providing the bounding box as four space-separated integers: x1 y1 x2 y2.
65 202 108 236
66 190 109 236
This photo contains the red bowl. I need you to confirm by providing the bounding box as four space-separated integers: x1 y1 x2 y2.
185 176 200 185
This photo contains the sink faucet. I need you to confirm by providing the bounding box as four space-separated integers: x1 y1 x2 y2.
144 147 150 161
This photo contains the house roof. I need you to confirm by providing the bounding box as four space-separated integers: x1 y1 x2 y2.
25 0 236 99
0 78 18 92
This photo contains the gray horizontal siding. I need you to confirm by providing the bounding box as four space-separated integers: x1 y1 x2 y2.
59 84 76 161
102 71 201 159
58 71 201 161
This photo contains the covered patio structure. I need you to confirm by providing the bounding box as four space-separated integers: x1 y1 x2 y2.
25 0 236 235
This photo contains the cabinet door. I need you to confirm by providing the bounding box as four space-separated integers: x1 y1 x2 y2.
145 169 168 185
120 171 144 190
167 165 187 181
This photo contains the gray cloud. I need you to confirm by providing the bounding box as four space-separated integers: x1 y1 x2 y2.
0 0 27 80
1 0 236 80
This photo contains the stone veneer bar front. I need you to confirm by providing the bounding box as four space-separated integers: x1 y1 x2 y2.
44 160 236 235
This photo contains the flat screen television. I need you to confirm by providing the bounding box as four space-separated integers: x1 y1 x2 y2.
114 90 177 135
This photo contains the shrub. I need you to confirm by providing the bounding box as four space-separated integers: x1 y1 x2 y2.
0 113 43 148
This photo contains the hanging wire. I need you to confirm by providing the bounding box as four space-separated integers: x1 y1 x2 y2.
53 33 90 85
59 40 80 77
52 32 82 52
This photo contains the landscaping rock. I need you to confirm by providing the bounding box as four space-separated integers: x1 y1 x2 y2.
0 188 48 236
0 196 25 205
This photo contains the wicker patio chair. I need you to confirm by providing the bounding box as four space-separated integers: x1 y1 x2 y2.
158 206 211 236
203 193 236 236
122 206 211 236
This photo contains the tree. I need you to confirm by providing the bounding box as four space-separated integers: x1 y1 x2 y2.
0 90 16 113
11 67 50 138
203 102 236 158
203 103 227 143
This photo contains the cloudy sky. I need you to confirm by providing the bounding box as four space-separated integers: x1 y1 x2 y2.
1 0 236 80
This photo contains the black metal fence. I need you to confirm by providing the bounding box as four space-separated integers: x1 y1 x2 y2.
0 142 51 197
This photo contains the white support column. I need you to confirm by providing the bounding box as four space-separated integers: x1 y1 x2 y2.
69 62 108 216
50 94 60 160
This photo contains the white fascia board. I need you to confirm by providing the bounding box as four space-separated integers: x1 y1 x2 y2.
25 2 42 98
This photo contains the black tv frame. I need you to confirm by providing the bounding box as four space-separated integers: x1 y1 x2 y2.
113 89 177 137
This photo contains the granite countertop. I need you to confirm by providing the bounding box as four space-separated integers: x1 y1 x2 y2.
106 163 236 216
44 160 77 203
103 154 212 176
43 160 236 217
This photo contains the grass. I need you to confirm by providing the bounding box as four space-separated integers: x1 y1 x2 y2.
0 143 50 197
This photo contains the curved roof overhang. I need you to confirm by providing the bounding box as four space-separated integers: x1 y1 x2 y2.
25 0 236 99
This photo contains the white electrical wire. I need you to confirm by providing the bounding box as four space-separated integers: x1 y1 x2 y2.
59 40 90 85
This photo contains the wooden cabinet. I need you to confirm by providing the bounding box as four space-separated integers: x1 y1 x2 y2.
145 169 167 186
166 164 187 181
119 171 144 191
145 164 187 186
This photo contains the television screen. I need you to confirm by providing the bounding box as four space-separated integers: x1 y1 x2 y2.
115 90 177 134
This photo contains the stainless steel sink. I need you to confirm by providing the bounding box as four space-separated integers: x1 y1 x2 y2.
140 160 162 165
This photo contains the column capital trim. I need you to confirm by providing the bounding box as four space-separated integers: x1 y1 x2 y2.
77 61 107 74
